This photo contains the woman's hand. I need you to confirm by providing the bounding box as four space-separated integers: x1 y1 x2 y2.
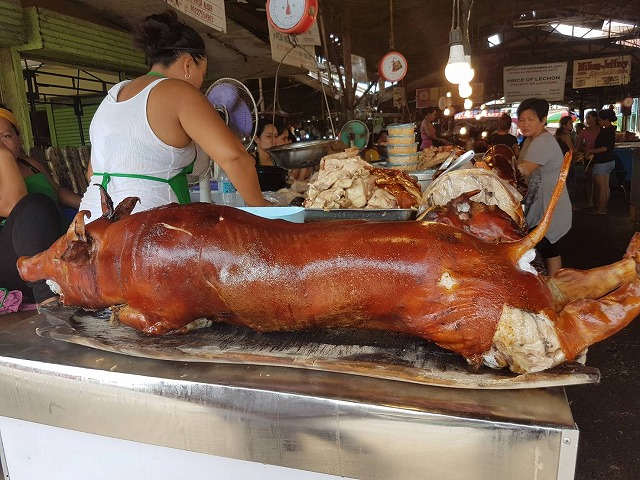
289 167 314 182
0 145 27 217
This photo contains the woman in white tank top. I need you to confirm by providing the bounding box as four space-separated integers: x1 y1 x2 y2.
80 10 265 220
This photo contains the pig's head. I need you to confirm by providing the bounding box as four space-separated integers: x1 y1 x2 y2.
17 191 140 307
18 209 100 305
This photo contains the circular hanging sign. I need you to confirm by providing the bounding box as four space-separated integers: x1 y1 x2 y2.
622 97 633 108
378 52 408 83
266 0 318 35
438 96 448 111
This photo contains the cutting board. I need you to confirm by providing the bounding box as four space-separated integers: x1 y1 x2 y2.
36 305 600 390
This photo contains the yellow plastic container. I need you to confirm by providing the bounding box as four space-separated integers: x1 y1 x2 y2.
386 162 419 172
387 134 415 145
387 143 418 155
388 123 416 136
387 153 419 171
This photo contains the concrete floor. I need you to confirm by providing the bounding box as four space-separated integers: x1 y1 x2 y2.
562 185 640 480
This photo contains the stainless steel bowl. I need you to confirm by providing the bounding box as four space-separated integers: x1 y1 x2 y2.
268 140 347 169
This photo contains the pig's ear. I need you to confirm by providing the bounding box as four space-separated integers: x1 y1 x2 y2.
97 185 139 221
61 211 92 264
97 184 114 219
112 197 140 221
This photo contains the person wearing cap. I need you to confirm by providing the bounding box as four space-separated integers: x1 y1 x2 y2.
0 105 81 212
585 108 618 215
80 10 266 220
0 104 75 308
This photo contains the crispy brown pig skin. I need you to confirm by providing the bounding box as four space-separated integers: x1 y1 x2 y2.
18 152 640 373
18 202 555 361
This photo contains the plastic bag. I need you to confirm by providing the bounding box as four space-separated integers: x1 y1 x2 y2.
0 288 23 314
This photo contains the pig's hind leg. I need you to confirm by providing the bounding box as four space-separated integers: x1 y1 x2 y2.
546 232 640 311
554 280 640 361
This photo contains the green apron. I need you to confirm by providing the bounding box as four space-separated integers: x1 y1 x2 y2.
93 162 194 204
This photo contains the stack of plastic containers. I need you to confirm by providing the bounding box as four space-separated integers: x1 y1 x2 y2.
385 123 418 171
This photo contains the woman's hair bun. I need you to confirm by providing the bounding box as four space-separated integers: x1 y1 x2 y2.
132 9 206 67
133 10 183 59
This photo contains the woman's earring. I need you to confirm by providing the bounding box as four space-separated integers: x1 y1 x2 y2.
185 73 191 79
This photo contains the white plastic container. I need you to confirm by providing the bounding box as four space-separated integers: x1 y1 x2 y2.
236 206 305 223
411 169 437 192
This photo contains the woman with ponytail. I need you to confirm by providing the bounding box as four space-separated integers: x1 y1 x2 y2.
80 10 266 219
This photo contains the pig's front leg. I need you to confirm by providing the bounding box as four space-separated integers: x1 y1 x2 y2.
111 304 185 336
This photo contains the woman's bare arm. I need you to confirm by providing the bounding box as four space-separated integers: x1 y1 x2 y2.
0 147 27 217
517 159 540 179
148 81 266 207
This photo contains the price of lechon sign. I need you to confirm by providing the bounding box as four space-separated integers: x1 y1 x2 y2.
167 0 226 33
503 62 567 103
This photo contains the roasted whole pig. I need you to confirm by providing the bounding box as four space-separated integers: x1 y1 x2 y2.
18 156 640 373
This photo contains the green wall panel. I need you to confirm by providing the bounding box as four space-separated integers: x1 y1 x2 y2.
50 103 99 147
0 1 26 47
19 7 147 75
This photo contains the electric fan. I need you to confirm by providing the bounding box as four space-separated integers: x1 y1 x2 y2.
339 120 370 152
189 78 258 202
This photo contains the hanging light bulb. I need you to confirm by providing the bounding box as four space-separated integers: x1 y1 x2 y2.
464 98 473 110
459 126 467 136
458 82 472 98
443 107 451 116
445 0 475 84
464 55 475 83
444 28 469 85
446 91 452 98
461 42 475 83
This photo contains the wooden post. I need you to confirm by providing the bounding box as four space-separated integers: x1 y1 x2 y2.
0 48 33 149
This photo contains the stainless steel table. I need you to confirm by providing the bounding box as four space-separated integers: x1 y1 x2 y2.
0 311 578 480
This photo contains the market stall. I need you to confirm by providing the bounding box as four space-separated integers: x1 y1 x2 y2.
0 310 580 480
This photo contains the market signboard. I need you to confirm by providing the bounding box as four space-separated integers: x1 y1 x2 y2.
167 0 226 33
351 54 368 83
268 23 317 71
572 55 631 89
416 88 430 108
503 62 567 103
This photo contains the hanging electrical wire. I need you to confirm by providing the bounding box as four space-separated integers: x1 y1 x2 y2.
389 0 395 51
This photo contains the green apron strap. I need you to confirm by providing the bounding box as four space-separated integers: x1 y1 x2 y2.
167 162 194 204
94 160 195 205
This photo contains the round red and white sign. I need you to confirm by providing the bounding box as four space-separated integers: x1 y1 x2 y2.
378 52 408 83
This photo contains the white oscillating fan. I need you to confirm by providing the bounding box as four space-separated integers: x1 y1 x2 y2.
190 78 258 202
